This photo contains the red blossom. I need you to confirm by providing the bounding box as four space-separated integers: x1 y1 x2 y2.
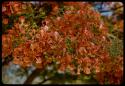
3 18 9 25
19 16 25 23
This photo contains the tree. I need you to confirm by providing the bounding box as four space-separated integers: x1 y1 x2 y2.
2 2 123 84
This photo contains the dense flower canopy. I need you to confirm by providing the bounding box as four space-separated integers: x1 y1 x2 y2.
2 2 123 84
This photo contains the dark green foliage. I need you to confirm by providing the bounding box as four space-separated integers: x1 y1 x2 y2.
91 24 100 35
42 3 52 15
108 23 114 33
58 2 65 16
112 30 123 40
108 38 123 57
65 37 75 54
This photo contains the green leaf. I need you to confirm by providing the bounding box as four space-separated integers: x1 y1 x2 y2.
91 24 100 35
108 38 123 57
108 23 114 33
83 75 91 80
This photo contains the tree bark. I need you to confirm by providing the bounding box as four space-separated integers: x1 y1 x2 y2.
24 68 42 84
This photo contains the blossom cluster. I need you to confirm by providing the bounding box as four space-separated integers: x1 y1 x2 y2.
2 2 123 84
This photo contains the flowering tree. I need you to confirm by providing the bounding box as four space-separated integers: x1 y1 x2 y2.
2 1 123 84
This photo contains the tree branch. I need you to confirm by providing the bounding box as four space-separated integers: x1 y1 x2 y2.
24 68 42 84
38 76 54 84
